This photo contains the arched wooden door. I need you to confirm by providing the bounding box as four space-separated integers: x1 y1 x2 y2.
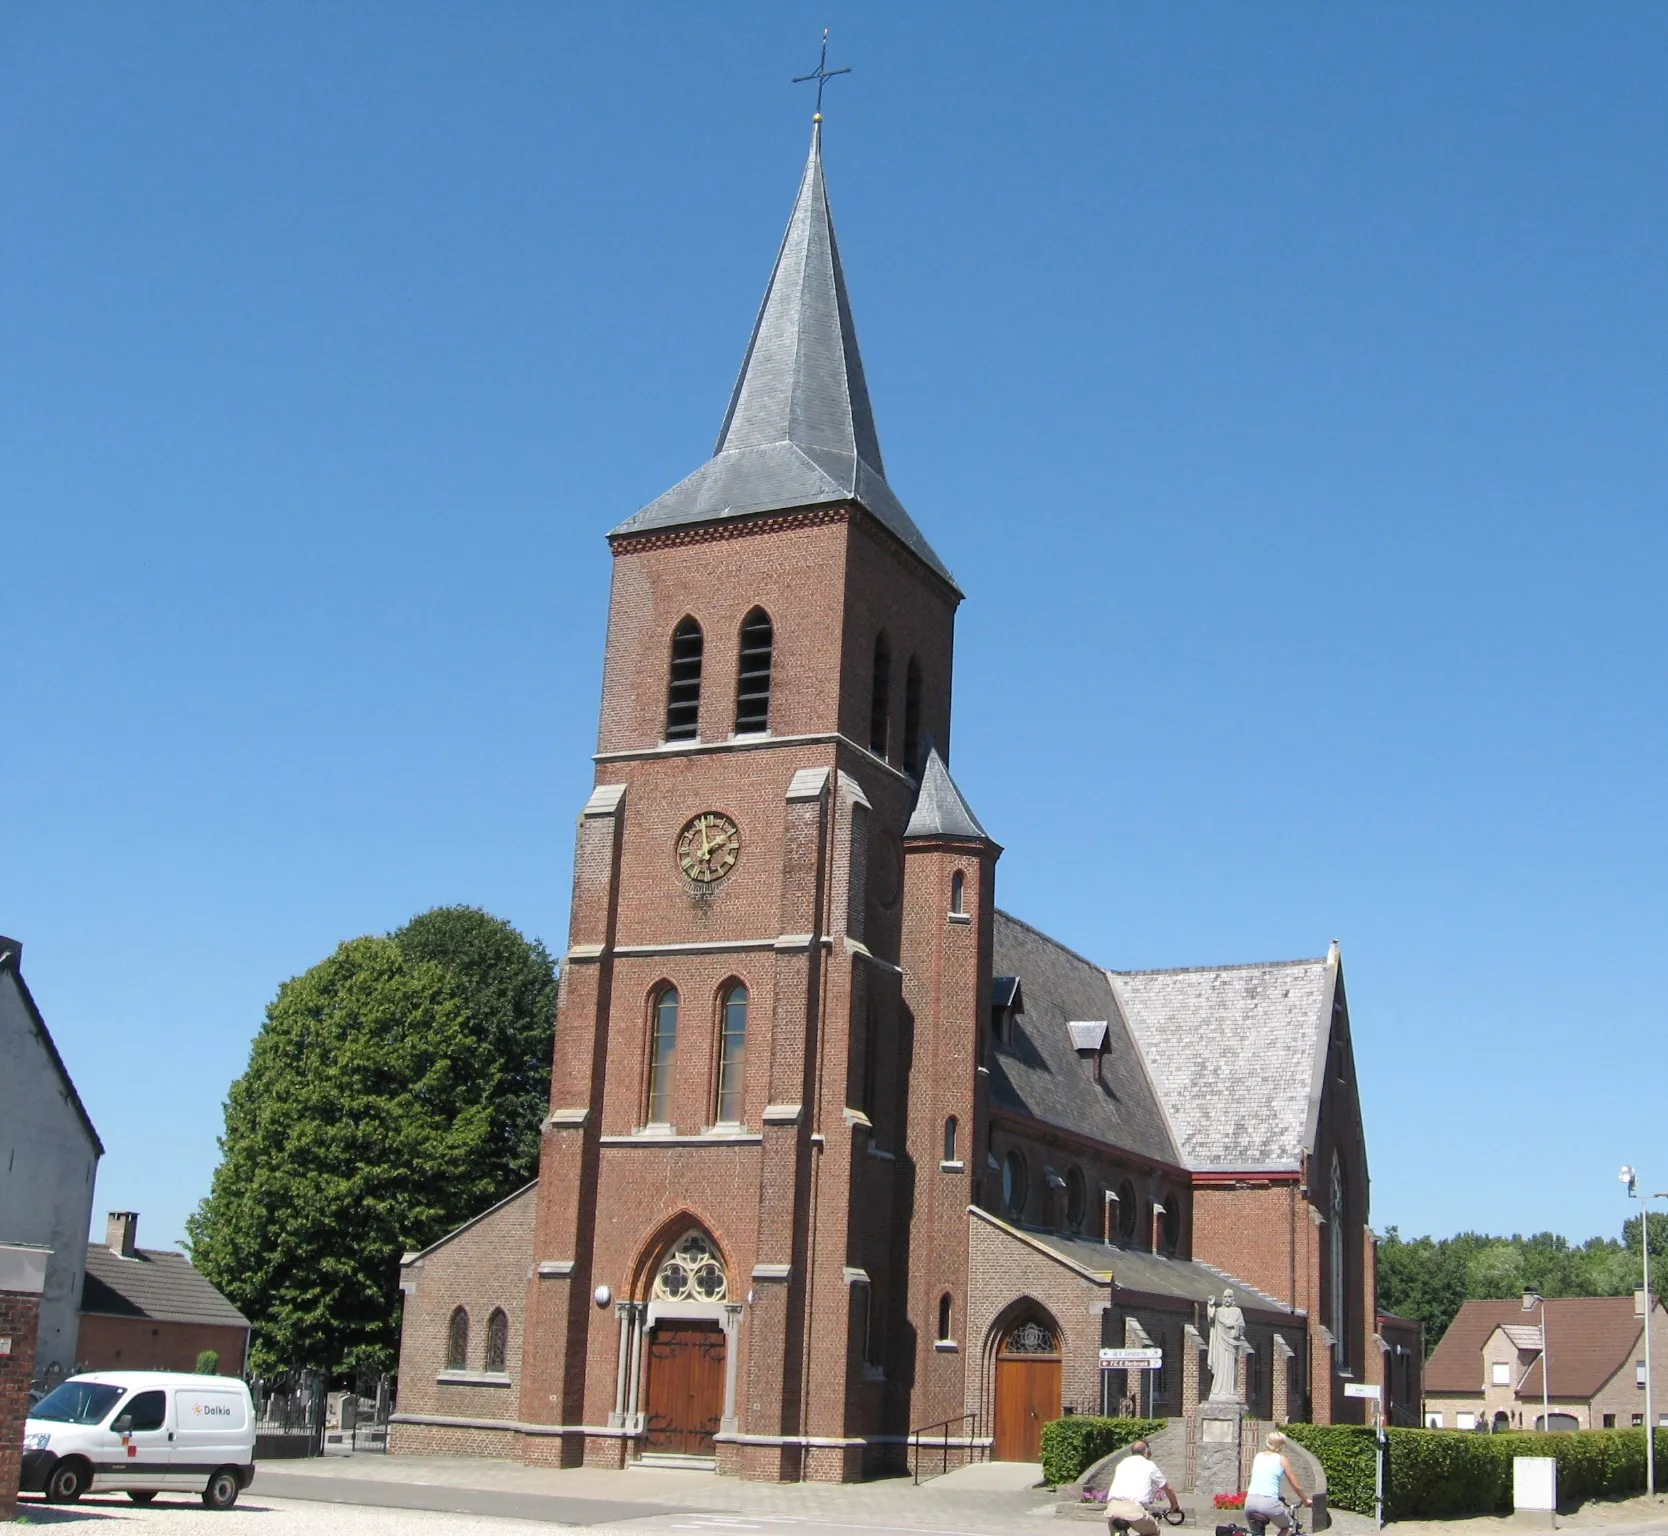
642 1321 725 1455
639 1231 731 1458
992 1315 1062 1463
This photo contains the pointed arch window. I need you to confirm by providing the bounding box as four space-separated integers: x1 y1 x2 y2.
716 982 748 1123
734 608 773 734
869 633 891 758
943 1115 958 1163
937 1293 953 1342
950 870 966 916
485 1308 509 1374
647 987 679 1125
653 1231 728 1303
447 1306 469 1370
665 618 703 741
1330 1150 1347 1365
903 656 922 776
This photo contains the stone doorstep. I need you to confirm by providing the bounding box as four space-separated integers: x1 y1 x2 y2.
633 1453 719 1473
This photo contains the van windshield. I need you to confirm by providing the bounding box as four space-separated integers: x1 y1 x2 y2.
30 1381 127 1425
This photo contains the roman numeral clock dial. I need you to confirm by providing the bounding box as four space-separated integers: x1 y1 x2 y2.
676 812 740 884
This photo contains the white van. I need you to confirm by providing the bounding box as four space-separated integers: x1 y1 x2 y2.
22 1371 257 1508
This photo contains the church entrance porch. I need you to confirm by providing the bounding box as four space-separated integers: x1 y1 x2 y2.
643 1320 726 1458
992 1316 1062 1462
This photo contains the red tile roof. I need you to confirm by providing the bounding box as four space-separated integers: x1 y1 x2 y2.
1426 1296 1649 1400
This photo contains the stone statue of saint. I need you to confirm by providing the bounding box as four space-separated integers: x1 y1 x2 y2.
1206 1289 1248 1402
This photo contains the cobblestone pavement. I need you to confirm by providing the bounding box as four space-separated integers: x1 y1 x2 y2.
20 1466 1668 1536
13 1492 544 1531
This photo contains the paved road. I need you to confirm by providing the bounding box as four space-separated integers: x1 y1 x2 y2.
257 1467 684 1524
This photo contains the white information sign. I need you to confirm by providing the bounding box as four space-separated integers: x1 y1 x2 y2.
1343 1382 1381 1399
1099 1347 1163 1370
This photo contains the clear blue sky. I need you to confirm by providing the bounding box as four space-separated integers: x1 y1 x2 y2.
5 4 1664 1256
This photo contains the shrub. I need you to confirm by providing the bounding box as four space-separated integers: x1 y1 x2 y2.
1281 1424 1668 1518
1280 1425 1380 1513
194 1350 220 1375
1039 1417 1165 1488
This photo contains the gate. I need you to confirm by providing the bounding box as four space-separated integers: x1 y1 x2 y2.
251 1370 326 1458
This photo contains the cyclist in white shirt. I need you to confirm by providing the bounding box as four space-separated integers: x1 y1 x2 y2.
1104 1439 1182 1536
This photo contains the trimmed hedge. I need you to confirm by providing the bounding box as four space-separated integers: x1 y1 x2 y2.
1040 1417 1165 1488
1281 1424 1668 1518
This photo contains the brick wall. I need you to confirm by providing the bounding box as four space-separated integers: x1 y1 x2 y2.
0 1288 41 1520
967 1212 1108 1425
987 1115 1190 1258
391 1183 538 1457
75 1316 247 1374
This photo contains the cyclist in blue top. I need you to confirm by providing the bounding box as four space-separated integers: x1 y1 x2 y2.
1244 1432 1311 1530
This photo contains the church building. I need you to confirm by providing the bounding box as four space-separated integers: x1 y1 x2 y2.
391 117 1395 1482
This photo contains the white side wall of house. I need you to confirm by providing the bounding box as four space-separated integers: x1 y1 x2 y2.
0 967 100 1383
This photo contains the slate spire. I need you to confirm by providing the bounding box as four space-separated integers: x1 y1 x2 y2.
611 125 955 591
904 745 991 842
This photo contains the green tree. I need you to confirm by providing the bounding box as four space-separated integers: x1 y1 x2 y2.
186 908 556 1375
1378 1229 1472 1350
1380 1219 1663 1356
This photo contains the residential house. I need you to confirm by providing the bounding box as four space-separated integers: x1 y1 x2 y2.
0 937 102 1387
1424 1293 1668 1432
79 1212 250 1374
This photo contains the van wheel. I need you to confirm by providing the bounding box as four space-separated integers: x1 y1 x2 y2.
46 1459 89 1503
203 1468 241 1510
129 1490 158 1504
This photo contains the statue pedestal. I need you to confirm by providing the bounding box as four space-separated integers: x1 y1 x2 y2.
1194 1399 1248 1498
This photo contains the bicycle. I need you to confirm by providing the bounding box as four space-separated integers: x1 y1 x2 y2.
1109 1509 1187 1532
1216 1499 1304 1536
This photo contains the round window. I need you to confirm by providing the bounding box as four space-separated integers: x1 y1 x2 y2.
1002 1151 1027 1215
1065 1167 1086 1232
1117 1180 1137 1242
1161 1196 1182 1254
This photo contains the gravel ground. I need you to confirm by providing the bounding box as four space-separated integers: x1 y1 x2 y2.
11 1494 554 1532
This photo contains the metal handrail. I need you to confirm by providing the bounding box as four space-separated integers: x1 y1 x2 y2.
909 1411 984 1484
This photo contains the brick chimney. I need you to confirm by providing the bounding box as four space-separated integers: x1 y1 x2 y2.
106 1211 139 1258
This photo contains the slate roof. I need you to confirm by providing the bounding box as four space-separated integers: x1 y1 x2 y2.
989 913 1178 1167
1425 1296 1652 1400
610 125 957 592
904 748 988 841
1109 953 1336 1172
974 1210 1299 1319
82 1244 249 1329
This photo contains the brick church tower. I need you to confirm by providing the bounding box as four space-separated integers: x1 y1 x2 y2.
392 109 1394 1483
516 121 992 1480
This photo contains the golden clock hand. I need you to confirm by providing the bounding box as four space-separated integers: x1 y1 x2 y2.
699 819 712 860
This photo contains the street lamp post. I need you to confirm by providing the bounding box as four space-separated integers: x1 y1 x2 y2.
1522 1286 1550 1436
1620 1167 1661 1497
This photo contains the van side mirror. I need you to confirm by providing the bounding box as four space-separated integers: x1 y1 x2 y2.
112 1414 133 1433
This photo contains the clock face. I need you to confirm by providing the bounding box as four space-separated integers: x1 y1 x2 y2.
676 812 740 884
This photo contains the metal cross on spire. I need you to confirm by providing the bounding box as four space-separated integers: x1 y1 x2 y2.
792 29 851 121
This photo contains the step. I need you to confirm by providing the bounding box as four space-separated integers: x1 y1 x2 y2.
633 1453 719 1472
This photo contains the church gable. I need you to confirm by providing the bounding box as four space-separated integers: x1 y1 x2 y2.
989 911 1177 1166
1110 952 1335 1172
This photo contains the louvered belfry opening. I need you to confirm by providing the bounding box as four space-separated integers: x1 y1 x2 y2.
665 617 704 741
734 608 773 733
903 657 922 776
869 633 891 758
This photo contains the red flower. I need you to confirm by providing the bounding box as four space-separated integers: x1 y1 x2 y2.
1214 1493 1247 1509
